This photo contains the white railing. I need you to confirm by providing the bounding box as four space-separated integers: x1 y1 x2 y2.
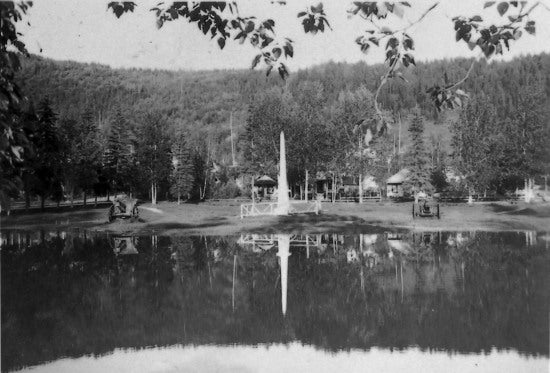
240 202 277 219
240 200 321 219
288 200 321 215
238 233 322 247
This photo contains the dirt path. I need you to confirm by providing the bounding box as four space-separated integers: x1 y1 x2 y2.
2 201 549 235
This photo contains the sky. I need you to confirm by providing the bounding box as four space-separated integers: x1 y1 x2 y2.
19 0 550 72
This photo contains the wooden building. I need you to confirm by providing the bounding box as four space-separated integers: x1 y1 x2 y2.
386 169 410 198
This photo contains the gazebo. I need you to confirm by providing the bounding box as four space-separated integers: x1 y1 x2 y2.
254 175 276 200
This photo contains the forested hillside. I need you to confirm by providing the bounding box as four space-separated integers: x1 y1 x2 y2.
10 53 549 205
17 53 550 166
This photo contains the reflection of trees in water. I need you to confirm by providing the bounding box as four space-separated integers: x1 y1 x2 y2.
1 230 548 372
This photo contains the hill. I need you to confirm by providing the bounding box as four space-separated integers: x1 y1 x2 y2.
16 53 550 165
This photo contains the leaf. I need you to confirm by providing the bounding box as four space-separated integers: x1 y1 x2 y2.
393 4 404 18
377 3 388 18
471 15 482 22
283 43 294 57
297 11 307 17
497 2 509 16
245 21 255 33
385 37 399 50
217 37 225 49
484 1 496 8
251 54 261 69
311 2 323 13
262 19 275 30
261 36 274 48
525 21 536 35
278 64 288 79
322 17 332 30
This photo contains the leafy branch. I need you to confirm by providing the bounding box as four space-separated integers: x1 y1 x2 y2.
349 2 437 127
108 1 295 79
428 1 542 111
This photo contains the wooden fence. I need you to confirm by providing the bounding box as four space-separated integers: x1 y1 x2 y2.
240 200 321 219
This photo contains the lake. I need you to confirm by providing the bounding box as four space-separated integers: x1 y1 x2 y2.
1 229 549 372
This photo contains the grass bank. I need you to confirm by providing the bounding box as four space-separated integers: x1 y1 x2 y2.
2 200 550 236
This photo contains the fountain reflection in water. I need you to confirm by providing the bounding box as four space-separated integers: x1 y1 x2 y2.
277 234 290 315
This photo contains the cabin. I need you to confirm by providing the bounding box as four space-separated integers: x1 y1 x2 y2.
314 173 380 201
386 169 410 198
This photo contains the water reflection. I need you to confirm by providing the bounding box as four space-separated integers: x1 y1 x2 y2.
1 230 549 372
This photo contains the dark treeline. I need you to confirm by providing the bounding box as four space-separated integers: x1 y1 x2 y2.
11 53 550 205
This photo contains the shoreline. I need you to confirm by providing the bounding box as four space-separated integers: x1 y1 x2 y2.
1 200 549 236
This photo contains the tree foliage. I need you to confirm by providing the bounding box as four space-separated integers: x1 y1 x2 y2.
30 98 63 207
104 108 136 193
0 2 34 206
136 113 172 203
2 2 549 206
404 111 432 195
170 131 194 203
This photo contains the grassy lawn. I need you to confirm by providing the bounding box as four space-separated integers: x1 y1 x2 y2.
2 200 549 235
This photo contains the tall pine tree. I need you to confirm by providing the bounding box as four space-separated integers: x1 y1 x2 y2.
32 97 63 209
137 113 171 204
405 111 432 200
104 108 135 195
170 131 194 204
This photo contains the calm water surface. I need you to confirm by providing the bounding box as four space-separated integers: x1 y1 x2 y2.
1 229 549 372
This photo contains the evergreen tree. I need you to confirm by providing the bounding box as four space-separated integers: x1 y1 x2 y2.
104 108 135 195
77 110 101 204
58 116 79 204
32 97 63 209
137 113 172 204
405 111 432 200
170 131 194 204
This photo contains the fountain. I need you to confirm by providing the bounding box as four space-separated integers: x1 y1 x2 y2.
275 131 290 215
239 131 320 218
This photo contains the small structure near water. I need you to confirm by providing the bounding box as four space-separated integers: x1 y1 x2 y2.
386 168 410 198
254 175 276 200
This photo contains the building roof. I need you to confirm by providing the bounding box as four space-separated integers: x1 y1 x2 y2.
255 175 276 187
387 169 410 184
